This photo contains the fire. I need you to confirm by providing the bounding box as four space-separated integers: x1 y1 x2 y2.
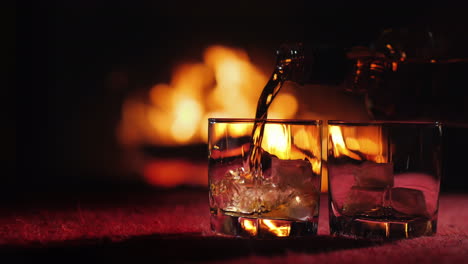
259 219 291 237
210 123 252 146
293 127 322 175
310 158 322 176
227 123 252 138
118 45 371 188
239 218 294 237
118 45 300 147
117 45 303 187
261 125 321 175
240 218 258 236
328 125 387 163
262 124 290 159
329 126 362 160
171 98 203 143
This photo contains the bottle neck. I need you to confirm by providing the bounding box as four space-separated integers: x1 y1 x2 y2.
273 43 305 84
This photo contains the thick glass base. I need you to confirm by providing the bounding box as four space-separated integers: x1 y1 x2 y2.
330 214 437 239
210 212 318 238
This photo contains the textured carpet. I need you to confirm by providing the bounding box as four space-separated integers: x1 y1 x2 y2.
1 189 467 263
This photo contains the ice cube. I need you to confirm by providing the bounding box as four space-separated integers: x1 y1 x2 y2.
258 184 296 212
226 186 259 214
328 164 358 209
269 157 314 189
212 157 318 216
230 182 300 214
342 186 385 216
209 157 244 183
261 191 319 221
212 166 293 214
354 161 394 188
394 172 439 215
389 187 428 217
211 167 255 213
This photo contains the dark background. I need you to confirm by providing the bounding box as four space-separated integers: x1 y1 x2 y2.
15 1 468 198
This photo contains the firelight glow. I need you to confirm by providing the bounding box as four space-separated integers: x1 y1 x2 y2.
119 45 300 147
228 123 251 138
262 124 290 159
261 125 321 175
329 125 386 163
117 45 309 188
240 218 258 236
260 219 291 237
171 98 203 143
329 125 361 160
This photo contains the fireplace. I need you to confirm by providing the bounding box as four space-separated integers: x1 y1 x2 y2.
115 44 373 191
16 2 468 196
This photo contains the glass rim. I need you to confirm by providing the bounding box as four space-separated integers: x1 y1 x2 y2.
327 120 443 126
208 118 322 125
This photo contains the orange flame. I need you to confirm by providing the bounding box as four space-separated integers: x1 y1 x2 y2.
118 45 300 147
171 98 203 143
329 125 362 160
329 125 387 163
262 125 321 175
240 218 258 236
116 45 303 187
262 124 291 159
293 127 321 175
259 219 291 237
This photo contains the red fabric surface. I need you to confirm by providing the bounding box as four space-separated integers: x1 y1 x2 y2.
1 190 467 263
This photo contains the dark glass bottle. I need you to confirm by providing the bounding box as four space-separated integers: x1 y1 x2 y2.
302 27 468 123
